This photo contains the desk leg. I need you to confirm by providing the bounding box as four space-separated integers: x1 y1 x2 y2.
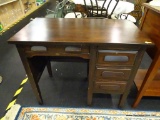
118 47 146 108
87 46 97 105
132 51 160 108
28 76 43 104
17 46 43 104
47 59 53 77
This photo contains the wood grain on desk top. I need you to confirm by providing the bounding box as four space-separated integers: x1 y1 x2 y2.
8 18 153 45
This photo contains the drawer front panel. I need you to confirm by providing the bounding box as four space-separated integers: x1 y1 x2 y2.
94 81 127 93
97 50 137 66
48 45 89 53
96 67 131 81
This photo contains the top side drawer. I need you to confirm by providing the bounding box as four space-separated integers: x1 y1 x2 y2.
97 50 137 66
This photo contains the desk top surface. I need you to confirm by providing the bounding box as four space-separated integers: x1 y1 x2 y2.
8 18 153 46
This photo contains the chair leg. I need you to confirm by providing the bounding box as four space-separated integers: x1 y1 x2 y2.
47 60 53 77
0 76 2 84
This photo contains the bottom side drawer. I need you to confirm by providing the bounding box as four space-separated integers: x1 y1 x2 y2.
94 81 127 94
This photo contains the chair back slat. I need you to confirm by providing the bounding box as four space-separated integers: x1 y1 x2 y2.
101 0 107 16
108 0 119 18
83 0 119 18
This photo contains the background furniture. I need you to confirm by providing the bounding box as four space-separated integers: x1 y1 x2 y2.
71 0 135 19
128 0 144 23
82 0 119 18
133 3 160 108
0 0 48 35
8 18 153 108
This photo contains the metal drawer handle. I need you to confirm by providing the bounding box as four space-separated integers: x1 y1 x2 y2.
65 46 82 52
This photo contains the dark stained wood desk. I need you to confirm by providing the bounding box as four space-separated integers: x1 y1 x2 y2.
8 18 153 108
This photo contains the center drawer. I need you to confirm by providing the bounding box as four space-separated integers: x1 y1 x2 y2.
24 45 90 58
47 45 89 53
95 67 131 81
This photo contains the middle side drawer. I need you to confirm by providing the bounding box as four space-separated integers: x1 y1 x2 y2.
95 67 131 81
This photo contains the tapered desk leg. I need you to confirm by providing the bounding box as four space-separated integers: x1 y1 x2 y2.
132 52 160 108
47 59 53 77
28 76 43 104
119 47 146 108
17 46 43 104
118 93 129 108
87 46 96 105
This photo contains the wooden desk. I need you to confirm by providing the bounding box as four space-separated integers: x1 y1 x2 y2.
8 18 153 108
133 4 160 108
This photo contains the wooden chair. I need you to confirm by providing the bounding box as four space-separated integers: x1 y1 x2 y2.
64 0 120 19
127 0 146 24
83 0 119 18
0 76 2 84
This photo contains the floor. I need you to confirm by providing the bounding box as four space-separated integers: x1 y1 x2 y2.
0 0 160 118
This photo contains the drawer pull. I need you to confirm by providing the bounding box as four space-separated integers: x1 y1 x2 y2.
99 85 120 90
102 71 124 78
104 56 128 62
65 46 82 52
31 46 47 51
96 68 131 80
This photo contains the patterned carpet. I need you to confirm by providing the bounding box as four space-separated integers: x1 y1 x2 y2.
14 106 160 120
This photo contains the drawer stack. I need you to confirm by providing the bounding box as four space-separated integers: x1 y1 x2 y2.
93 48 138 94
